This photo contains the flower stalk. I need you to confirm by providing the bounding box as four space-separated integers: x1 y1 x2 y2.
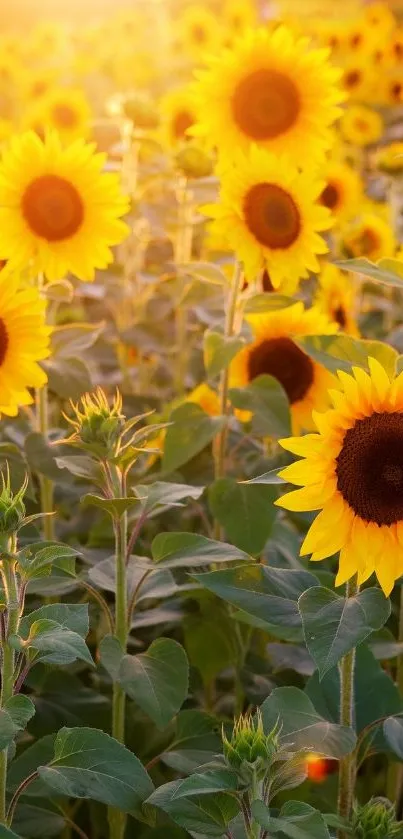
0 534 20 824
337 575 359 838
174 176 194 396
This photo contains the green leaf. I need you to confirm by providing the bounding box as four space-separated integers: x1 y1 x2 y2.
0 827 22 838
81 494 140 518
252 800 330 839
5 696 35 729
193 565 319 642
135 481 204 515
260 686 356 758
24 433 61 481
229 374 291 437
7 735 56 797
184 600 240 685
162 403 225 473
45 357 92 401
99 635 124 681
244 293 296 313
208 478 277 554
38 727 154 814
384 716 403 759
171 769 238 798
56 455 102 482
241 469 283 484
161 710 221 774
12 802 65 838
51 321 104 358
26 619 93 666
118 639 189 729
297 334 398 377
204 330 245 377
152 531 250 567
336 257 403 289
146 782 239 836
180 262 227 285
18 544 78 581
298 586 391 678
20 603 88 638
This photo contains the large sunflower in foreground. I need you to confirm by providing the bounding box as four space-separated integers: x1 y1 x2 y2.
276 358 403 596
205 147 332 286
320 161 362 224
0 131 129 282
192 25 343 161
0 274 51 415
229 303 337 433
315 264 359 336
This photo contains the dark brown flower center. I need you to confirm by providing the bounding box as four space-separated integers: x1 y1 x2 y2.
232 68 300 141
391 82 403 101
0 319 9 366
333 304 347 328
336 411 403 526
22 174 84 242
321 181 340 211
52 104 78 128
173 109 194 139
247 336 314 404
244 183 301 250
192 24 207 43
350 226 380 257
261 269 274 292
345 69 361 89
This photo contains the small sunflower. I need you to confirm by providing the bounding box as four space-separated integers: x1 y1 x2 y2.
343 213 395 261
178 5 220 60
0 274 51 415
339 105 384 148
160 87 198 147
222 0 256 36
363 1 396 38
229 302 337 433
378 72 403 107
25 89 92 144
192 25 343 162
0 131 129 282
276 358 403 596
320 161 362 224
205 146 331 287
20 69 58 104
315 264 359 336
340 62 374 102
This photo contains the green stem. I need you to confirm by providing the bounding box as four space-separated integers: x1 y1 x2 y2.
213 262 243 539
36 384 55 542
337 576 359 838
174 177 193 397
0 541 20 824
248 770 262 839
109 470 128 839
389 586 403 809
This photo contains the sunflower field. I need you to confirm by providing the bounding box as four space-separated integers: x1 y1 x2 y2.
5 0 403 837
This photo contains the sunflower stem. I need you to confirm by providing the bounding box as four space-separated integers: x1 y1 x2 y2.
392 585 403 814
35 384 55 542
337 575 359 838
174 176 193 397
213 261 243 540
0 536 20 825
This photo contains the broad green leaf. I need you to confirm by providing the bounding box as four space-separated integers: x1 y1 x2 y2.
51 321 104 358
203 330 245 377
193 565 319 642
81 494 140 518
38 727 154 814
18 544 78 581
152 531 250 567
0 697 36 750
45 357 92 401
135 481 204 515
252 800 330 839
24 433 61 481
180 261 227 285
99 635 124 681
184 600 240 685
244 293 296 313
162 403 225 473
171 769 238 798
25 619 93 666
241 469 283 484
260 686 356 758
384 716 403 759
161 710 221 774
208 478 277 554
56 455 102 482
298 586 391 678
0 827 22 838
20 603 88 638
297 334 398 377
88 556 183 604
12 802 65 838
229 374 291 438
336 256 403 288
8 735 56 797
146 781 240 836
119 638 189 729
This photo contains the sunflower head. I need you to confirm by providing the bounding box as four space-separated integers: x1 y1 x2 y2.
315 264 359 336
66 388 125 455
343 213 395 261
25 88 92 144
277 358 403 595
352 798 398 839
339 105 384 148
222 711 280 782
160 87 198 147
320 160 362 224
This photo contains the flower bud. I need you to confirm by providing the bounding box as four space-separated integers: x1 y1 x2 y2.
175 144 213 179
0 472 27 536
123 94 160 129
352 798 399 838
222 711 280 782
66 388 125 455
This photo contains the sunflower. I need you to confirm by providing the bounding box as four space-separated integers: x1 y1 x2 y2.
340 62 374 102
276 358 403 595
192 25 342 162
315 264 359 336
20 69 58 104
377 142 403 175
160 87 198 147
339 105 384 148
222 0 257 36
205 146 331 287
363 1 396 38
377 71 403 106
25 89 92 145
178 5 221 60
0 131 129 282
0 274 51 415
343 213 395 261
320 161 362 224
242 268 300 297
229 302 337 433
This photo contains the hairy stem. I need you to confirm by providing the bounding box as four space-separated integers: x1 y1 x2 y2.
36 384 55 542
174 177 193 396
337 576 359 837
0 542 20 824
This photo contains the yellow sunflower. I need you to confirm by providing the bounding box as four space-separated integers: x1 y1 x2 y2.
20 69 58 104
0 274 51 415
177 5 221 60
377 142 403 175
339 105 384 148
192 25 343 162
229 302 337 433
0 131 129 282
343 213 395 261
340 62 374 102
160 87 198 147
222 0 257 36
276 358 403 596
377 71 403 107
25 89 92 145
315 264 359 337
320 161 362 224
363 1 396 38
205 146 332 287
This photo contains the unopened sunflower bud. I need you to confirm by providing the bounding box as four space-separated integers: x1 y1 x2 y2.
65 388 125 455
123 94 160 129
222 711 280 782
175 144 213 179
352 797 399 838
0 473 27 536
